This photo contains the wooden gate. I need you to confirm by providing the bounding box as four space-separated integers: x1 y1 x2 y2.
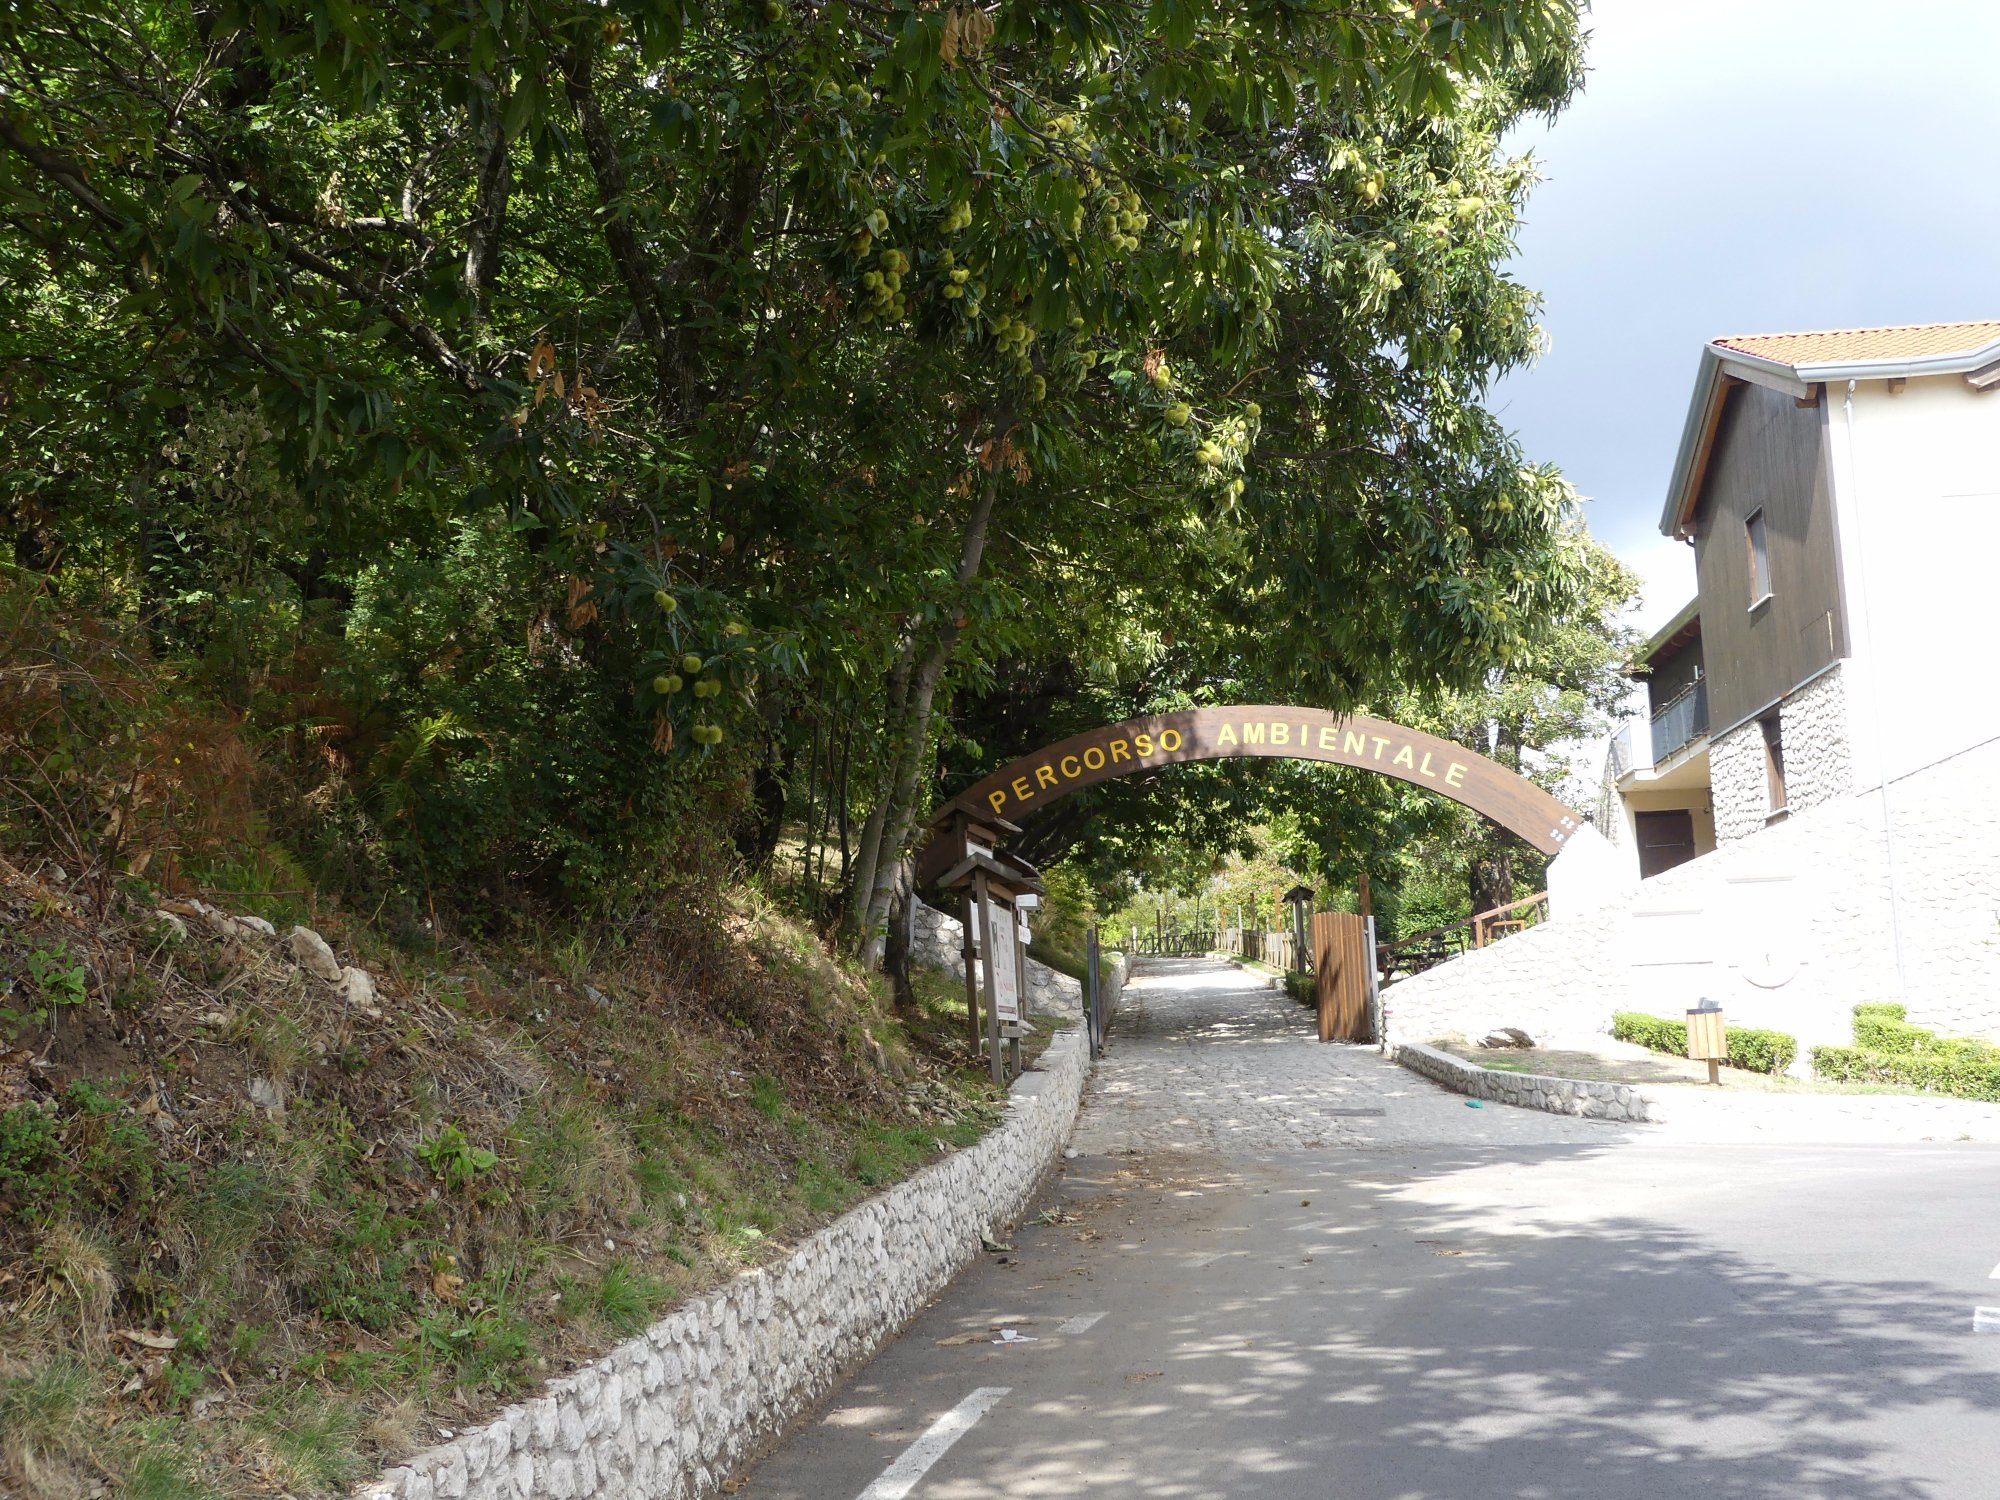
1312 911 1373 1043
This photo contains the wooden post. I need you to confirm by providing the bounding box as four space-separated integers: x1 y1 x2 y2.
975 870 1003 1083
961 886 982 1055
1008 903 1025 1079
1357 871 1372 918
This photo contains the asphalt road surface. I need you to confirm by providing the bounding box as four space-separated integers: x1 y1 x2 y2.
736 958 2000 1500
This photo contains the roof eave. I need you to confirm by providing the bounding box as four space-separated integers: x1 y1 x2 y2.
1658 347 1729 540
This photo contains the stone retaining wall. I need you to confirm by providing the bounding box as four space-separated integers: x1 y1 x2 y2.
911 897 1090 1017
356 1028 1092 1500
1387 1040 1654 1122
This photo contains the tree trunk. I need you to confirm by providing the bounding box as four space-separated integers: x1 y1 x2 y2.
1469 847 1514 920
844 412 1008 964
883 857 918 1016
853 417 1012 961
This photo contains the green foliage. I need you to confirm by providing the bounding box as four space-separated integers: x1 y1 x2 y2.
1026 940 1088 984
417 1123 500 1193
3 0 1592 931
1812 1044 2000 1101
1284 972 1317 1007
590 1260 674 1337
1852 1014 1931 1054
1813 1005 2000 1098
1610 1012 1798 1076
1852 1002 1907 1023
1724 1027 1798 1077
0 1105 71 1223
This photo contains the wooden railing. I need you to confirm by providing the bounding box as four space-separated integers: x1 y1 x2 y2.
1375 889 1549 981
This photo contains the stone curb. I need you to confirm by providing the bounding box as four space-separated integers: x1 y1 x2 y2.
1386 1040 1654 1122
1386 1040 2000 1141
353 1026 1093 1500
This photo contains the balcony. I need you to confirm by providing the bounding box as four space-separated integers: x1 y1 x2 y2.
1650 677 1709 763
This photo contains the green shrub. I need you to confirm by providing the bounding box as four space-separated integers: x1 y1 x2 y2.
1283 972 1316 1007
1852 1014 1929 1053
1611 1011 1686 1057
1811 1043 2000 1101
1852 1002 1907 1024
1725 1027 1797 1076
1611 1011 1797 1075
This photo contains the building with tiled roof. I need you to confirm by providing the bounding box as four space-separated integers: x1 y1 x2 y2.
1570 319 2000 1062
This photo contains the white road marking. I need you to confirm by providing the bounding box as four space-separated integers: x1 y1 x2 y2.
1974 1307 2000 1333
1054 1311 1106 1336
854 1387 1009 1500
1989 1261 2000 1279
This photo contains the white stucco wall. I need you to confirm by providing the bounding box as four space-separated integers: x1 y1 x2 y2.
1384 732 2000 1063
1826 376 2000 790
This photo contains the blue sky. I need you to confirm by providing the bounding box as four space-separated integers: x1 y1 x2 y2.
1492 0 2000 632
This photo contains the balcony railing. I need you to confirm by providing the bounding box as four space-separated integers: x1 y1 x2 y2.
1650 678 1709 762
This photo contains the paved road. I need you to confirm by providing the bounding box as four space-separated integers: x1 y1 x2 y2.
738 958 2000 1500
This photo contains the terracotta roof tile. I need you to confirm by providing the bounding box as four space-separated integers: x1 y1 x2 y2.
1711 321 2000 369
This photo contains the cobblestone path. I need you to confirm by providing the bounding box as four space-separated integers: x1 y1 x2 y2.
1070 956 1624 1157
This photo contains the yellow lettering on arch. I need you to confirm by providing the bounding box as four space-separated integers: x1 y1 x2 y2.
1108 738 1132 763
1012 775 1034 802
1133 732 1155 756
1392 744 1416 769
1035 763 1058 790
1343 730 1367 756
1083 745 1106 771
1445 762 1468 788
988 790 1007 815
1319 725 1338 752
1060 754 1082 779
1218 722 1238 746
1269 722 1289 747
1242 722 1266 745
1159 728 1183 752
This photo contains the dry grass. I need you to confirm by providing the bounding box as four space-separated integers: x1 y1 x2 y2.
0 852 1014 1498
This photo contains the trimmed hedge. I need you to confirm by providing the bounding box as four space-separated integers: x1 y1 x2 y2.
1611 1011 1798 1076
1852 1002 1907 1024
1811 1004 2000 1100
1852 1014 1931 1053
1811 1043 2000 1101
1284 972 1316 1007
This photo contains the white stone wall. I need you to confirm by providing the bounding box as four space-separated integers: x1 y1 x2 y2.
355 1029 1091 1500
1708 714 1771 844
1777 665 1853 816
1382 733 2000 1062
910 897 1085 1017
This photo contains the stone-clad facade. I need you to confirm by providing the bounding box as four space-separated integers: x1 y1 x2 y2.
355 1029 1091 1500
1707 716 1773 845
1708 664 1854 845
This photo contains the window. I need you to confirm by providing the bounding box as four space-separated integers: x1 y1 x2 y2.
1745 509 1772 604
1760 714 1787 813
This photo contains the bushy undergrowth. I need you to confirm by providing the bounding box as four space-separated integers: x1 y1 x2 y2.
0 870 1005 1497
0 581 1019 1498
1810 1004 2000 1100
1610 1011 1798 1075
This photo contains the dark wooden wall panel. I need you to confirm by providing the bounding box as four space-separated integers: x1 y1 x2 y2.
1692 382 1846 731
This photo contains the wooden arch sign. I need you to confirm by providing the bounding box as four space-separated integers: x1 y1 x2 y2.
934 705 1582 858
